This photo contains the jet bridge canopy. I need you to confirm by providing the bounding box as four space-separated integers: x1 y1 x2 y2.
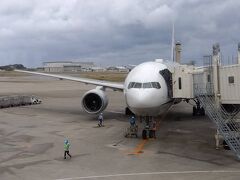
172 65 194 99
172 63 240 105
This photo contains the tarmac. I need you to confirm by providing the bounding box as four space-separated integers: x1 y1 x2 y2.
0 75 240 180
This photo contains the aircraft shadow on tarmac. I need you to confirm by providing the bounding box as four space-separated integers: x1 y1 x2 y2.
21 105 127 122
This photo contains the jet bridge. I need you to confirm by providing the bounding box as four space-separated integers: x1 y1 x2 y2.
172 62 240 105
171 44 240 159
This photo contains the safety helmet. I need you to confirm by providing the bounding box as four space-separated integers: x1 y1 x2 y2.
64 139 68 144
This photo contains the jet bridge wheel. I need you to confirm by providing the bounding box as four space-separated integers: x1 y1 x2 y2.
200 107 205 115
223 140 231 150
192 106 197 116
192 106 205 116
149 130 154 138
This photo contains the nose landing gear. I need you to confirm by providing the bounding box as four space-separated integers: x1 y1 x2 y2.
140 116 156 139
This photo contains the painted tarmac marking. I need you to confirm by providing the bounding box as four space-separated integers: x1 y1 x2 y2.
128 139 148 155
56 170 240 180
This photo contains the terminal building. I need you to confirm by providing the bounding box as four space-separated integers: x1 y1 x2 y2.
43 61 94 72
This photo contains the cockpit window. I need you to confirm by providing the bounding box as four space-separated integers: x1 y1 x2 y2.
143 82 152 88
128 82 135 89
133 83 142 88
128 82 161 89
151 82 161 89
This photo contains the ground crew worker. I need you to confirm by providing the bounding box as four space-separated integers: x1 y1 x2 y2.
152 120 157 139
129 116 136 127
98 113 103 127
215 130 220 149
64 139 72 159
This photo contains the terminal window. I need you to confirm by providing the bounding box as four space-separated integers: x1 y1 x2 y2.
178 77 182 89
228 76 234 84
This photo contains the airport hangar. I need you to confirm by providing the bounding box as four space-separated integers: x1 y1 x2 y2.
43 61 95 72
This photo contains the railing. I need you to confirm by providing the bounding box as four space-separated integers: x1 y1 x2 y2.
194 85 240 159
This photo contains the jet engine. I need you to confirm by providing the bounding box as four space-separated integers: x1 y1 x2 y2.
81 87 108 114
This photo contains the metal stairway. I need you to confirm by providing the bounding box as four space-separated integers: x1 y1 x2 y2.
194 87 240 159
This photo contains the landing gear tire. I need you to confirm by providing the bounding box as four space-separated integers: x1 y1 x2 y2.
192 106 196 116
200 107 205 116
223 140 230 150
193 106 205 116
149 130 153 138
142 130 147 139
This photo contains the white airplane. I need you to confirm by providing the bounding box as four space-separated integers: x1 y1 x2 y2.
15 59 174 115
15 59 179 137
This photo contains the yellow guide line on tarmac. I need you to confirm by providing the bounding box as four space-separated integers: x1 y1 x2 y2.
128 139 148 155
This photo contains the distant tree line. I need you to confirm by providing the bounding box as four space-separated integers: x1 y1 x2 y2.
0 64 26 71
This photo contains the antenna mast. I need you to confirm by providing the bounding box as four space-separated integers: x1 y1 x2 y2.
171 22 175 62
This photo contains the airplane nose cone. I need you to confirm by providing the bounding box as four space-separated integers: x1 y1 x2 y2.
125 89 164 116
126 89 160 108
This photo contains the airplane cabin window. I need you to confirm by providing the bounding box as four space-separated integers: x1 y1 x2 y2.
133 83 142 88
143 82 152 88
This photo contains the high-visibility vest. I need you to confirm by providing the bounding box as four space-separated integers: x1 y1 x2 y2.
64 143 70 151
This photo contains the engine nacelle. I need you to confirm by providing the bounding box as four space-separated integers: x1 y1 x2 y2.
81 87 108 114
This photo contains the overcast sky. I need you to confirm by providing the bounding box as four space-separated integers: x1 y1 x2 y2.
0 0 239 67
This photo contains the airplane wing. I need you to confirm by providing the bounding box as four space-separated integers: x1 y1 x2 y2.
15 70 124 91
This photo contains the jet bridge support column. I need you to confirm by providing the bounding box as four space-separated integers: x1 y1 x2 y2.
212 43 221 108
212 43 223 151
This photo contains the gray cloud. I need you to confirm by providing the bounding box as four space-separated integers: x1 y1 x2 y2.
0 0 239 67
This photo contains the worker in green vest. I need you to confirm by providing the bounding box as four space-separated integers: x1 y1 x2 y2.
64 139 72 159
